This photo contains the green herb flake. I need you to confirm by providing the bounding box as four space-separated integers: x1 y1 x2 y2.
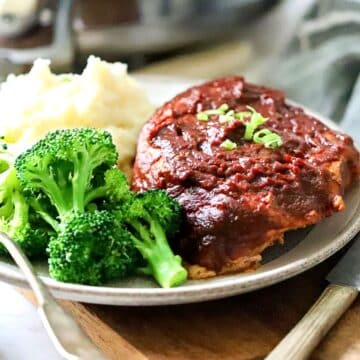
197 103 231 122
196 112 209 121
253 129 282 148
218 103 229 113
219 109 236 123
220 139 237 150
234 111 251 121
196 103 282 149
204 109 222 115
244 106 268 141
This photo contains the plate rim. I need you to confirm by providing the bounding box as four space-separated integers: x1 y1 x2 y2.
1 207 358 306
0 78 359 305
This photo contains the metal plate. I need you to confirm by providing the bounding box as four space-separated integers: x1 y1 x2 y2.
0 76 359 306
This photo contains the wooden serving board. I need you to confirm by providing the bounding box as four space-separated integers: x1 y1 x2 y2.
20 40 360 359
61 258 360 360
21 253 360 360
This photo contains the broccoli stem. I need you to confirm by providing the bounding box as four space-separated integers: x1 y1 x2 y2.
34 174 70 218
0 169 18 219
0 198 12 219
130 219 187 288
84 186 107 205
0 189 13 219
9 190 28 230
30 199 60 233
72 152 91 212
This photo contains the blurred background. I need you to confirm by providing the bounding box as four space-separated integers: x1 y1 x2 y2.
0 0 280 73
0 0 358 131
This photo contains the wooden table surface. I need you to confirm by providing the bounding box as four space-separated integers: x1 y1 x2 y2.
58 256 360 360
21 41 360 360
21 252 360 360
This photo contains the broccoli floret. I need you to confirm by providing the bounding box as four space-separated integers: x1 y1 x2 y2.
0 220 51 258
48 210 139 285
86 167 131 206
11 129 187 288
15 128 130 228
14 129 138 285
118 190 187 288
0 165 51 258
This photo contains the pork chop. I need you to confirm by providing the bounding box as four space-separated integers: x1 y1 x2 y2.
132 77 360 277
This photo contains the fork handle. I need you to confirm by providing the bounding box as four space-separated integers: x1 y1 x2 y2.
265 284 358 360
0 232 108 360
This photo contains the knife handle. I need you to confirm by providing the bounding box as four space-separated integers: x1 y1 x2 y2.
265 284 358 360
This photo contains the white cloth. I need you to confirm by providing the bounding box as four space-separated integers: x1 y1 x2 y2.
0 282 61 360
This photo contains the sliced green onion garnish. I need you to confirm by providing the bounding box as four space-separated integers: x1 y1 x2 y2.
234 111 251 121
197 103 231 122
196 112 209 121
246 105 256 113
253 129 282 148
218 103 229 112
253 129 272 141
196 103 282 149
219 109 236 123
264 135 283 149
244 107 268 141
220 139 237 150
204 109 222 115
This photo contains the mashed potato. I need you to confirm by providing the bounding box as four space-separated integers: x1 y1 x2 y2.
0 56 154 175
